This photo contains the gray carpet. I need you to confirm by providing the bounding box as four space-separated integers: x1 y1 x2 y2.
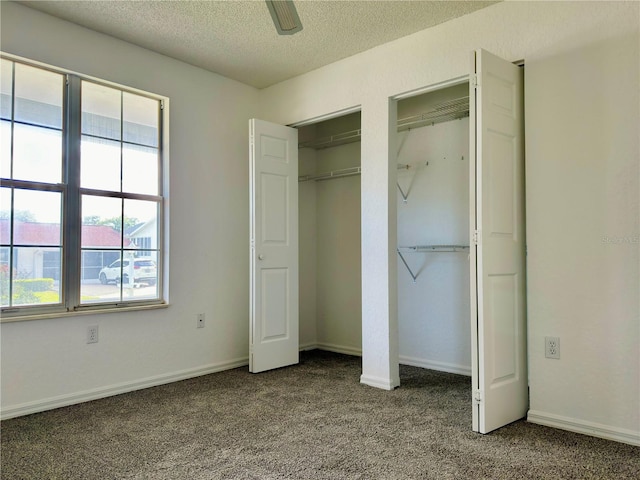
1 350 638 479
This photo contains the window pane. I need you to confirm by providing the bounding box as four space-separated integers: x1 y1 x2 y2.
0 246 9 307
14 63 63 130
0 187 10 237
12 246 61 306
81 195 122 248
123 92 158 147
124 198 158 253
0 120 10 179
13 123 62 183
13 189 62 246
81 249 157 304
122 144 158 195
81 249 120 304
1 59 12 121
82 81 121 140
81 136 121 191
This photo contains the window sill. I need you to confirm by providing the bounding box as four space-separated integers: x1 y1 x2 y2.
0 302 169 323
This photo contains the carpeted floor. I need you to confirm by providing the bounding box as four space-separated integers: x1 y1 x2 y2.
1 350 638 479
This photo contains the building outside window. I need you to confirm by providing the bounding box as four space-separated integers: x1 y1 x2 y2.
0 56 166 317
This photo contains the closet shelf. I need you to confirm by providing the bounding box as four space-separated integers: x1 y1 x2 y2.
299 164 410 183
298 96 469 150
399 245 469 252
397 96 469 132
298 166 361 182
298 129 361 150
397 245 470 283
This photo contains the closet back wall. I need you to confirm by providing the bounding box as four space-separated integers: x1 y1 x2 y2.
397 117 471 375
315 142 362 354
298 113 362 354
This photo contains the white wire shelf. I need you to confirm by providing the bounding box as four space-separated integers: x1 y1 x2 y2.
397 245 470 283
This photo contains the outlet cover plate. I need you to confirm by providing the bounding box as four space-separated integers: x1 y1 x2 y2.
87 325 99 344
545 336 560 359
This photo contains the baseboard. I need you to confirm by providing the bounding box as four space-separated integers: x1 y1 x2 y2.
1 357 249 420
527 410 640 446
399 355 471 376
316 342 362 357
299 342 318 352
360 373 399 390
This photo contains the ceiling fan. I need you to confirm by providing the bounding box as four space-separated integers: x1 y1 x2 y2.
265 0 303 35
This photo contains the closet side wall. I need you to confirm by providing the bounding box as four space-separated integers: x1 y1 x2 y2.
397 118 470 374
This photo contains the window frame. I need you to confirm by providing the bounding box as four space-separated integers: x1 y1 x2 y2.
1 54 168 321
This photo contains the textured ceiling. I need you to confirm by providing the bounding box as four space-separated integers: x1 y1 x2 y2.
17 0 498 89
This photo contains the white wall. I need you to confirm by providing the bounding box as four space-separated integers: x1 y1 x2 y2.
0 2 259 417
524 29 640 445
258 1 639 444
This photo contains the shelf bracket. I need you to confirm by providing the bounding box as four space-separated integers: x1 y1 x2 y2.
397 248 418 283
397 182 409 203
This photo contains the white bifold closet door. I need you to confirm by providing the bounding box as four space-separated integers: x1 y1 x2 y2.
470 49 527 434
249 119 299 373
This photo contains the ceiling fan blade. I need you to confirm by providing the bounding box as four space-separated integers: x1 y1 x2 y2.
266 0 303 35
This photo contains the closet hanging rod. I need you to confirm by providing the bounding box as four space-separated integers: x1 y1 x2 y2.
299 164 410 183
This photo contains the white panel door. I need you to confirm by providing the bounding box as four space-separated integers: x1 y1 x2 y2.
470 49 527 433
249 119 299 373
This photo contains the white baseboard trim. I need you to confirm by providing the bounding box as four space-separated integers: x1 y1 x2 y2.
527 410 640 446
299 342 318 351
399 355 472 377
1 357 249 421
360 373 399 390
316 342 362 357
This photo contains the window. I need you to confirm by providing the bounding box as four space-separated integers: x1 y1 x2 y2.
0 56 166 318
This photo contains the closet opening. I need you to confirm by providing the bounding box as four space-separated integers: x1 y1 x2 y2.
395 82 473 378
296 112 363 356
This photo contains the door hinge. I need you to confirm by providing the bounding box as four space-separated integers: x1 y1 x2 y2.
473 389 483 404
160 100 165 110
471 73 480 88
473 230 480 245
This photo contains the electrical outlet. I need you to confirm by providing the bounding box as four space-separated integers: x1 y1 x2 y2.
545 336 560 359
87 325 99 344
197 313 205 328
